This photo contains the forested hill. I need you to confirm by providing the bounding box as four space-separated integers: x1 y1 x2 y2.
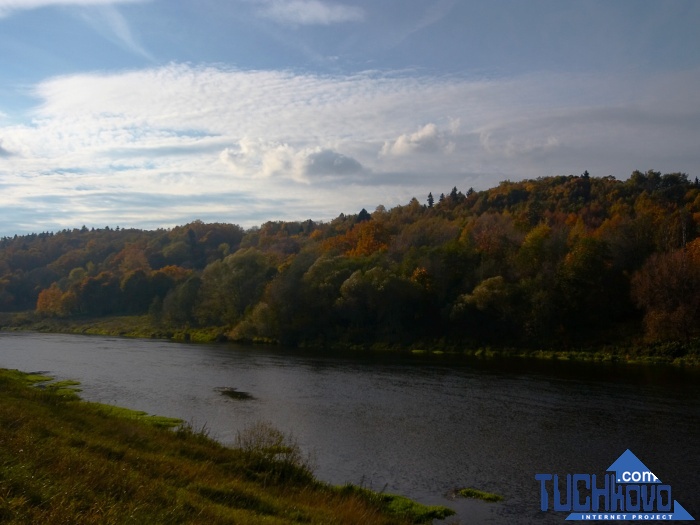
2 169 700 354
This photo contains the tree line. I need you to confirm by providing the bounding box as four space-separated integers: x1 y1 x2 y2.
2 169 699 351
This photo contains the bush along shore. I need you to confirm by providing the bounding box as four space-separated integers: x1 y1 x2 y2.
2 312 699 366
0 368 454 524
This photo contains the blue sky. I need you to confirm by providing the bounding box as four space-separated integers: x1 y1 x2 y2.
1 0 699 235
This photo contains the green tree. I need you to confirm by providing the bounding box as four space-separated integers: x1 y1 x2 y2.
120 270 153 314
555 236 620 339
196 249 278 326
335 267 427 344
450 276 521 344
162 275 202 326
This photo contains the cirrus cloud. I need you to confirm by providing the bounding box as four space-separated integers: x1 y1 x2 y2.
1 63 699 235
252 0 364 26
0 0 147 17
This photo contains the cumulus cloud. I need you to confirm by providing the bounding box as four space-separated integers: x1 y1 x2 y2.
0 0 146 17
305 149 363 177
381 122 456 156
220 139 363 182
253 0 364 25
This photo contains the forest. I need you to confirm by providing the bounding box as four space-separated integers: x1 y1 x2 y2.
2 169 700 358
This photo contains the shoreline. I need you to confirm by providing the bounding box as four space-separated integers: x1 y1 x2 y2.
0 367 455 524
2 312 698 367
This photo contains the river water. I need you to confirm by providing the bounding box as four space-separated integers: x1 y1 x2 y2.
1 332 698 524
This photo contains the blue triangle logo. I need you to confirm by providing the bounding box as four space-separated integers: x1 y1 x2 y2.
672 501 695 520
607 449 660 483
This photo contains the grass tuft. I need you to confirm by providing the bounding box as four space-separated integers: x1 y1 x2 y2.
458 487 504 502
336 484 455 523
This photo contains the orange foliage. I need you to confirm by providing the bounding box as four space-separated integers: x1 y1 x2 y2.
36 283 63 316
347 222 388 257
686 237 700 262
410 267 431 290
114 244 151 273
153 265 191 282
322 221 388 257
36 283 76 317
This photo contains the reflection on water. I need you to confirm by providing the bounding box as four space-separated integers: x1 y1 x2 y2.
1 332 698 524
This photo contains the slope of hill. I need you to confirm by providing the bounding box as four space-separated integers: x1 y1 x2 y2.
2 170 699 362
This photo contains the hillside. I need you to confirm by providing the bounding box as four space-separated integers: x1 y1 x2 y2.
2 170 700 360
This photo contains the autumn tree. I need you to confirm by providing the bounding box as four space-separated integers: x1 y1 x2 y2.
631 238 700 342
322 220 388 258
36 283 65 317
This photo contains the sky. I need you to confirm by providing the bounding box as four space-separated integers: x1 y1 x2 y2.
1 0 699 236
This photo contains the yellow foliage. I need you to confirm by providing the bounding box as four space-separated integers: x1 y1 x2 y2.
153 265 191 282
36 283 76 317
36 283 63 316
686 237 700 263
410 267 431 290
347 221 388 257
322 221 388 257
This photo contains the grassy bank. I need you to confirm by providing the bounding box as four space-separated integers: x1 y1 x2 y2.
2 311 699 366
0 312 225 343
0 368 453 524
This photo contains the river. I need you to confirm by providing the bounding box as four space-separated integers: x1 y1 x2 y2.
1 332 698 524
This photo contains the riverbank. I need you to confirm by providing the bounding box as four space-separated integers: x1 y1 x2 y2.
0 368 453 524
2 311 699 366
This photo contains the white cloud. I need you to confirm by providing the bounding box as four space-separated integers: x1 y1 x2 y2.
0 139 13 157
77 3 154 61
1 63 699 235
220 139 363 182
253 0 364 25
0 0 146 17
381 123 456 156
0 0 153 60
305 149 363 177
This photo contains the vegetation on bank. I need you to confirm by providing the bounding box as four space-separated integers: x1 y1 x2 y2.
2 312 698 366
2 170 700 360
456 488 504 503
0 368 453 524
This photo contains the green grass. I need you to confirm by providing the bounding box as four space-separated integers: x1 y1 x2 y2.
4 370 54 385
336 485 455 523
458 487 504 502
89 403 184 429
0 368 448 524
